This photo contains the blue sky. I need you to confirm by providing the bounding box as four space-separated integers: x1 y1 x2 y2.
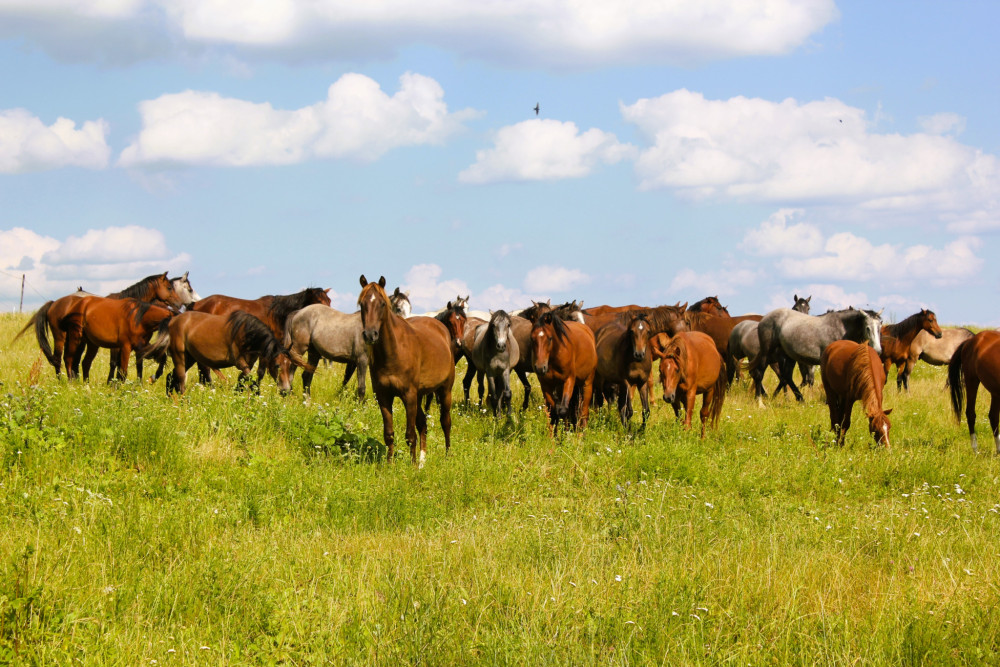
1 0 998 324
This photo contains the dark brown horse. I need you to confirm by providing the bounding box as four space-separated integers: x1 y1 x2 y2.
193 287 331 337
688 296 730 318
594 313 652 428
949 330 1000 454
583 303 688 339
653 331 726 437
879 309 943 390
59 297 175 382
15 273 183 378
530 312 597 436
144 311 309 395
821 341 892 447
358 275 454 466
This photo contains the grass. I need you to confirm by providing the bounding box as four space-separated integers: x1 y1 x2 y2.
2 311 1000 664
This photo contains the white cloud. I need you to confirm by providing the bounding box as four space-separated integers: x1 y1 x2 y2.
0 225 190 306
790 284 870 312
669 267 760 297
741 208 823 256
120 72 476 168
919 112 965 136
474 284 540 312
0 0 837 67
522 265 589 293
0 108 110 173
400 264 471 312
459 119 635 183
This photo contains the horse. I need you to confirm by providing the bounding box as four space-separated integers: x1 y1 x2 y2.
15 272 184 378
688 296 730 318
753 307 883 402
358 275 454 466
58 297 175 382
530 312 597 436
192 287 331 337
653 331 726 437
820 341 892 448
901 327 975 389
461 314 536 410
518 300 585 324
948 330 1000 454
389 287 412 319
469 310 520 415
582 303 688 338
593 313 652 428
791 295 815 387
144 311 309 395
879 309 943 390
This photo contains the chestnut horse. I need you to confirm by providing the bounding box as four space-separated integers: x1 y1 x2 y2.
820 341 892 447
193 287 331 337
583 303 688 339
594 313 652 428
879 309 943 390
530 312 597 435
688 296 730 318
59 297 175 382
358 275 454 466
949 330 1000 454
144 311 308 395
652 331 726 437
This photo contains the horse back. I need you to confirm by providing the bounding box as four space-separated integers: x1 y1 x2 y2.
677 331 722 390
192 294 265 319
397 316 455 390
565 321 597 379
967 331 1000 392
171 311 238 367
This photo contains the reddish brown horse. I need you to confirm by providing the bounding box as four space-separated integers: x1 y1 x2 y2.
684 311 763 382
949 330 1000 454
821 341 892 448
879 309 943 390
193 287 331 337
358 275 454 466
688 296 730 318
59 297 175 382
652 331 726 437
583 303 688 339
530 312 598 435
144 311 309 395
15 272 183 377
594 313 652 428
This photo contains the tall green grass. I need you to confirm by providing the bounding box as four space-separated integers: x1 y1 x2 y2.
1 312 999 664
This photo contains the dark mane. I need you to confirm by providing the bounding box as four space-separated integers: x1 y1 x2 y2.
435 302 465 325
110 273 167 300
268 287 328 326
129 299 160 326
537 311 569 340
687 296 718 312
885 310 931 339
643 304 688 335
228 311 285 364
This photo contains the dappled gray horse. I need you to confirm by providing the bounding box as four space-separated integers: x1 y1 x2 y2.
470 310 520 415
754 307 882 402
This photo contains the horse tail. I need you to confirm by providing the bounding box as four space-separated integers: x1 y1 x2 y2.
948 338 971 423
142 318 172 360
25 301 57 366
709 359 728 427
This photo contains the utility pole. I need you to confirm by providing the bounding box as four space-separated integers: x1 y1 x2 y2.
19 274 24 313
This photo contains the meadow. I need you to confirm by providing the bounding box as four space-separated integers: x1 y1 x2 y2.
1 311 999 665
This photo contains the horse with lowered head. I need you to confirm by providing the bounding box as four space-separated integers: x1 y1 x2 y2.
821 340 892 448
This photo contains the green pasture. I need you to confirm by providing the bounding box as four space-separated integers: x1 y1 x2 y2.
1 312 998 665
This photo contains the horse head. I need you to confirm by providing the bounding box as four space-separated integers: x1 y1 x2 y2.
869 409 892 448
171 271 201 308
490 310 511 352
530 312 565 376
921 309 943 339
628 314 651 362
359 275 389 344
390 287 412 318
792 294 811 315
153 272 185 309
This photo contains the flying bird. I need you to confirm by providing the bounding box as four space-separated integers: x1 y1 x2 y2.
534 103 539 116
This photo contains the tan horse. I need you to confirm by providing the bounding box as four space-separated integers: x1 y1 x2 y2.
821 341 892 447
530 312 597 436
652 331 726 437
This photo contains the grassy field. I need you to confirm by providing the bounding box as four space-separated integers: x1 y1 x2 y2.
1 312 999 665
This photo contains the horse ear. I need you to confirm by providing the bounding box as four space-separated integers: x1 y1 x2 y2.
464 295 470 301
183 271 189 280
161 271 169 278
545 299 551 306
794 294 798 301
806 296 811 303
680 302 688 311
359 275 368 287
447 301 453 309
324 288 331 294
883 408 893 416
877 309 884 318
404 291 410 298
378 276 386 288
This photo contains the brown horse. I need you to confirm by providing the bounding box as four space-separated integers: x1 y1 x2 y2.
583 303 688 339
193 287 332 337
688 296 730 318
684 311 763 382
15 272 183 377
59 297 175 382
594 313 652 428
879 309 943 390
821 341 892 447
358 275 454 466
949 330 1000 454
143 311 309 395
653 331 726 437
530 312 597 435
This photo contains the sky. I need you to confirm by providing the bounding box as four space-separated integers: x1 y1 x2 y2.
1 0 998 325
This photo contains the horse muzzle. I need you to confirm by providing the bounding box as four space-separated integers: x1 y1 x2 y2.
535 362 548 375
664 391 676 404
363 329 380 344
934 331 943 339
633 350 646 362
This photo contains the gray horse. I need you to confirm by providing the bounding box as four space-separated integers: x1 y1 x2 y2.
754 307 882 401
470 310 520 415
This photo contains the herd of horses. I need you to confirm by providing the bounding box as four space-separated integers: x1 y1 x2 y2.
11 273 1000 464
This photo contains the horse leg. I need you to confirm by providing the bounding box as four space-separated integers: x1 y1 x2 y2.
301 349 319 395
81 343 100 383
683 388 696 430
966 378 980 453
799 363 814 387
438 384 453 455
62 328 83 381
837 400 853 447
356 359 368 401
171 356 187 395
376 391 396 461
989 392 1000 455
699 388 714 438
517 369 532 411
476 370 486 406
637 381 650 429
901 358 915 391
404 391 422 466
462 361 476 404
106 348 118 383
773 356 803 402
342 361 356 389
487 374 499 414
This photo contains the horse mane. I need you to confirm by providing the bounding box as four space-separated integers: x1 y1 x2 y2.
228 311 285 364
112 273 166 300
538 311 569 341
268 287 327 325
129 299 161 326
688 296 718 312
642 304 687 333
884 310 929 339
435 302 465 325
847 344 882 418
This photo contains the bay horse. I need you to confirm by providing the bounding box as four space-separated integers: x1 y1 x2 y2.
192 287 331 337
593 313 652 428
583 303 688 339
144 311 309 395
358 275 454 466
949 330 1000 454
901 327 974 389
820 341 892 447
15 272 183 378
879 309 943 390
653 331 726 437
59 297 175 382
754 307 882 402
688 296 730 318
530 312 597 436
470 310 520 416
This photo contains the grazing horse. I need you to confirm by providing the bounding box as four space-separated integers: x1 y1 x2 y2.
754 307 883 402
530 312 597 436
879 309 943 390
901 327 975 389
949 330 1000 454
59 297 175 382
688 296 730 318
594 313 652 428
470 310 520 415
820 341 892 447
144 311 308 395
358 275 454 466
15 272 183 378
653 331 726 437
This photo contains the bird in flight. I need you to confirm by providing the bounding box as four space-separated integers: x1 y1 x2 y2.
534 103 539 116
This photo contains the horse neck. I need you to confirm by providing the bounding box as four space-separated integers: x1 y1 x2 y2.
852 348 884 418
885 314 924 347
373 304 405 358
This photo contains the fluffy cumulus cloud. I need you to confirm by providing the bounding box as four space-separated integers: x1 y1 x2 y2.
522 265 589 293
622 90 1000 225
459 119 635 184
119 72 475 168
669 267 760 298
0 225 190 307
741 209 824 257
0 108 110 173
400 264 471 313
0 0 837 66
767 284 871 313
